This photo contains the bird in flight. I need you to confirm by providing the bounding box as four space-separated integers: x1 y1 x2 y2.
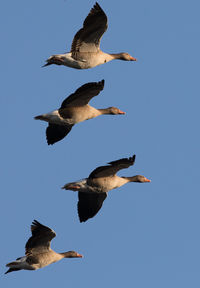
5 220 83 274
34 80 125 145
43 2 136 69
62 155 150 222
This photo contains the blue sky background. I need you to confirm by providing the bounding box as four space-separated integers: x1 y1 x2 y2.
1 0 200 287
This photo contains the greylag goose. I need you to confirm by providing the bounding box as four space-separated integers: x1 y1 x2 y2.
62 155 150 222
5 220 82 274
43 2 136 69
34 80 125 145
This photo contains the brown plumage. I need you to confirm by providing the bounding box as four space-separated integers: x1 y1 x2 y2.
34 80 125 145
62 155 151 222
43 3 136 69
5 220 82 274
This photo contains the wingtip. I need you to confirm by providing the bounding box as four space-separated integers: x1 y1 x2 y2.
46 138 54 145
94 2 102 10
34 115 43 120
98 79 105 89
80 219 86 223
79 215 87 223
32 219 41 227
132 154 136 162
41 62 51 68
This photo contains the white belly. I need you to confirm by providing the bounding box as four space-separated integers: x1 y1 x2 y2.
61 52 114 69
89 176 128 192
45 110 74 125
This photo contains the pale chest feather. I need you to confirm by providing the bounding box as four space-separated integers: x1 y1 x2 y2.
76 52 114 68
89 176 128 193
29 251 63 269
59 105 100 123
61 52 114 69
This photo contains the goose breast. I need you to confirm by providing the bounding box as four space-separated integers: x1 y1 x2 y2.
59 105 100 123
88 176 128 192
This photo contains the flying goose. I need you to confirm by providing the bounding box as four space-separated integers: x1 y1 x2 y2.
43 2 136 69
34 80 125 145
5 220 82 274
62 155 150 222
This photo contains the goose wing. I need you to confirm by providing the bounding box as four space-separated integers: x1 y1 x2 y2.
78 192 107 222
89 155 136 178
25 220 56 255
71 2 108 56
46 123 73 145
60 80 104 108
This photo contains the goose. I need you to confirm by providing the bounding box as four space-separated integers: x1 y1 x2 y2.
5 220 82 274
34 80 125 145
62 155 150 222
43 2 136 69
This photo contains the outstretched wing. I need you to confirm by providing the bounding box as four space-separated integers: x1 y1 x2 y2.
89 155 136 178
46 124 73 145
25 220 56 255
71 2 108 55
78 192 107 222
60 80 104 108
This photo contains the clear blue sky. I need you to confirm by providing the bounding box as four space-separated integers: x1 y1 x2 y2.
1 0 200 287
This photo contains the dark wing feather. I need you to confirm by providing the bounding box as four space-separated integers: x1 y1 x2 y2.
46 124 73 145
89 155 136 178
60 80 104 108
108 155 136 167
78 192 107 222
5 268 21 274
71 2 108 54
25 220 56 255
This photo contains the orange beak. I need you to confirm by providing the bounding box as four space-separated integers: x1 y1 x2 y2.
119 110 126 114
76 253 83 258
130 56 137 61
145 178 151 182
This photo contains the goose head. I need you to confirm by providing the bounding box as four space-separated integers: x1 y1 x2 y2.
132 175 151 183
62 251 83 258
113 52 137 61
105 107 126 115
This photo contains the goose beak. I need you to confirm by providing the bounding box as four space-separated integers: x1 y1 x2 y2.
130 56 137 61
145 178 151 182
76 253 83 258
118 110 126 115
